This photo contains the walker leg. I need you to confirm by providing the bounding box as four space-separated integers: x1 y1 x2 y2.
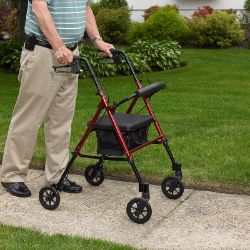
56 151 78 190
129 160 150 200
163 141 182 179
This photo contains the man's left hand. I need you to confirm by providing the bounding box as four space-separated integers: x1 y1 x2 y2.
94 40 114 57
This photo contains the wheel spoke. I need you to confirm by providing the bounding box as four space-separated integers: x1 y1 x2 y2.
131 207 136 213
139 214 144 219
132 204 138 209
134 212 139 218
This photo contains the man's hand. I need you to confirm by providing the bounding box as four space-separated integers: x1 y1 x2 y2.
94 40 114 57
54 46 74 65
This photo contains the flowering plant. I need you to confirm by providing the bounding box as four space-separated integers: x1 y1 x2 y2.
193 6 213 18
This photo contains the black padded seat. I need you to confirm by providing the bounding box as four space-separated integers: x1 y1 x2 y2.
94 113 154 131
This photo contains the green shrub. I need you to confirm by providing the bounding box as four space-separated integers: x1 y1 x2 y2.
189 11 245 47
127 22 146 43
98 0 128 10
126 40 183 70
90 2 102 16
245 0 250 11
91 0 128 16
78 40 183 78
0 39 22 72
116 52 151 75
78 45 150 78
96 7 130 44
128 5 190 44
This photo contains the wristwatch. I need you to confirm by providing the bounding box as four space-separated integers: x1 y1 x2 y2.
91 35 103 43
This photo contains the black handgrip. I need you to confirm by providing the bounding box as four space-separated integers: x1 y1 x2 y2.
53 56 81 74
110 48 122 64
97 49 123 65
70 56 81 73
135 82 166 98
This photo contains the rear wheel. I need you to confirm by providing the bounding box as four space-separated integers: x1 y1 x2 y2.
84 164 104 186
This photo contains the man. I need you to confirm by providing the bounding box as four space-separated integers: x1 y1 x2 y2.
0 0 114 197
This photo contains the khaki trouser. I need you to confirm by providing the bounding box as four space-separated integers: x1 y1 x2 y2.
0 45 79 184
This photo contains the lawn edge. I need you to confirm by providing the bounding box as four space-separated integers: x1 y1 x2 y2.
27 161 250 196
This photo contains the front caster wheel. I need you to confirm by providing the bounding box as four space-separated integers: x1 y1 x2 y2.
39 186 60 210
161 176 184 199
85 165 104 186
126 198 152 224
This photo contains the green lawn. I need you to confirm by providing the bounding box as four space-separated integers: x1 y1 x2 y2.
0 224 134 250
0 49 250 192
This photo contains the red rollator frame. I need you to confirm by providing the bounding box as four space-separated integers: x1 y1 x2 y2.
39 49 184 224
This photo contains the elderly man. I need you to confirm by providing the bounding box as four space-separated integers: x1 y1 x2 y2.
0 0 114 197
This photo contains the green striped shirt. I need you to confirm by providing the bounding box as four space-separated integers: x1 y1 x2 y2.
25 0 92 46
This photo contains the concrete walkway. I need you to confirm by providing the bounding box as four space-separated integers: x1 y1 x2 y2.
0 169 249 250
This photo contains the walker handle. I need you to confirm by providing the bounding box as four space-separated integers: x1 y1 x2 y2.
97 48 123 65
52 56 82 74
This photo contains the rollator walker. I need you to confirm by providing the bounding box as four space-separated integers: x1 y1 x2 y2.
39 49 184 224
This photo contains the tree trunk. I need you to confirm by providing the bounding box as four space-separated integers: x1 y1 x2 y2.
16 0 28 42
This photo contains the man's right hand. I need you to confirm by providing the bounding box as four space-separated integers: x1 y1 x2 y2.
54 46 74 65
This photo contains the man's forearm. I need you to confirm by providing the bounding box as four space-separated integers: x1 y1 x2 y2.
85 5 100 41
32 0 64 49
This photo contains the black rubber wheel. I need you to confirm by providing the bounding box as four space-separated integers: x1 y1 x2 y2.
84 165 104 186
39 186 60 210
161 176 184 199
126 198 152 224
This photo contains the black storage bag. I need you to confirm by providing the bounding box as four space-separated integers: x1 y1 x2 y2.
93 113 154 156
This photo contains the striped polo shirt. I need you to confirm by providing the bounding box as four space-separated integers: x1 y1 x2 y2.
24 0 92 46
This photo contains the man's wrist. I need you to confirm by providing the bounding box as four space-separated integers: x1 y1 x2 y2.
52 40 65 51
54 45 66 54
91 35 103 43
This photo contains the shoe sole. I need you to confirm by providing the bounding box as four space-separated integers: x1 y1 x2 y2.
61 188 82 193
8 189 32 197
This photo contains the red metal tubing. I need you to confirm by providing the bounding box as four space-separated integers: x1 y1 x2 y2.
129 136 163 153
126 96 138 114
135 80 167 143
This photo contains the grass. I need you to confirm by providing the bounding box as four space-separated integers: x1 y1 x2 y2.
0 48 250 192
0 224 134 250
